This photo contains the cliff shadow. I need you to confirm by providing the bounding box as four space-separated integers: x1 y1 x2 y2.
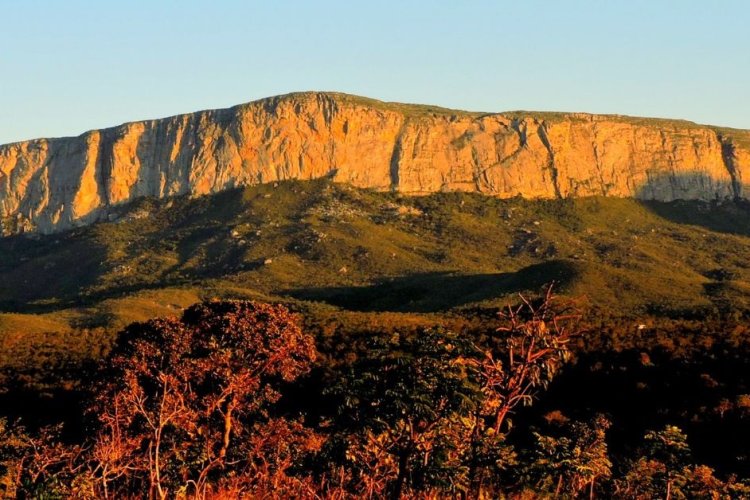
0 231 109 313
0 182 336 314
634 172 750 236
283 259 580 312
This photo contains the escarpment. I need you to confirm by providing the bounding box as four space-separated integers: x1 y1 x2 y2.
2 92 750 234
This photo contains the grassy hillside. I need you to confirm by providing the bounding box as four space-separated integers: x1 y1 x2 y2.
3 178 750 384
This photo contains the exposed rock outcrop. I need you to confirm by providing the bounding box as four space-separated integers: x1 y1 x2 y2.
2 92 749 234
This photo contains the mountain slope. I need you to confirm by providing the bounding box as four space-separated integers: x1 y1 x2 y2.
4 180 750 337
2 92 750 234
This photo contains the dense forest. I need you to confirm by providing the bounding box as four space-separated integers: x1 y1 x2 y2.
1 291 748 498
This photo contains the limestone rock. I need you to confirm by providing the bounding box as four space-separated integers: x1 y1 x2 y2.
1 92 749 235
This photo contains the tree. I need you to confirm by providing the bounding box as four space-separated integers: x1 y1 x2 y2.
735 394 750 418
329 287 582 499
25 300 320 499
644 425 691 500
465 287 583 496
486 287 582 433
529 414 612 498
616 425 692 500
1 420 85 498
615 427 750 499
330 328 484 499
0 419 28 498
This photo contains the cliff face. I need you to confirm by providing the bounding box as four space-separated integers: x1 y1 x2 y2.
2 92 750 234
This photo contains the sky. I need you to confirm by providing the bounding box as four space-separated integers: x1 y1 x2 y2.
1 1 748 144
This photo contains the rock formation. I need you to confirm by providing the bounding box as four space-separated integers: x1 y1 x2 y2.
2 92 749 234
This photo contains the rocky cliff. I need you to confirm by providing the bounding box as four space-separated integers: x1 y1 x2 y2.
2 92 750 234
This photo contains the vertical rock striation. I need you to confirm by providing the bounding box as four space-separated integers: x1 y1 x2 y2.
1 92 749 234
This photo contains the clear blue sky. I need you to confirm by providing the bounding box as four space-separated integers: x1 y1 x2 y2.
2 1 748 144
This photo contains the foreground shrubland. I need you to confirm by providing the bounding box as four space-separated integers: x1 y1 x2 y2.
1 294 748 499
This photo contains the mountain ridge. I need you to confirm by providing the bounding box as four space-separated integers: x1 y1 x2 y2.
2 91 750 235
9 92 743 147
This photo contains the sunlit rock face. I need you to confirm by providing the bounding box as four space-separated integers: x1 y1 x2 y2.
1 92 749 234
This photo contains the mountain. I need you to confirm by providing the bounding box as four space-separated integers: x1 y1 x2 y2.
2 92 750 235
5 93 750 390
4 179 750 349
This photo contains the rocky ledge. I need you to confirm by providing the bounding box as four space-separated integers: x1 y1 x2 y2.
2 92 749 234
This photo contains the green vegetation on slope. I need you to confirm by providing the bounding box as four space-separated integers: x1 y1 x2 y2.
3 179 750 385
4 179 750 315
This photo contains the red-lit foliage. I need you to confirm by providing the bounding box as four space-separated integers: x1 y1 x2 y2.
3 293 747 498
24 301 320 498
